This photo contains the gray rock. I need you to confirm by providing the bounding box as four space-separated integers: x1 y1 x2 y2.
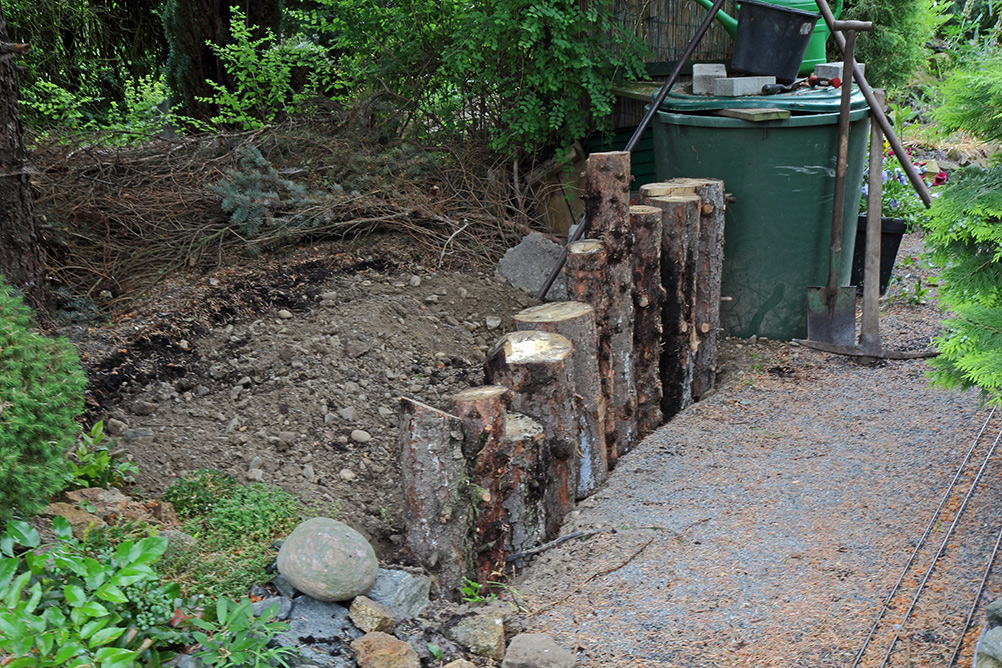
351 429 372 443
105 418 128 436
365 569 431 618
348 596 397 634
272 574 299 599
131 400 158 416
502 633 575 668
409 275 421 287
446 609 505 660
252 596 293 620
278 309 294 319
496 232 568 301
276 596 362 668
122 428 152 442
277 518 379 602
346 340 370 358
303 464 316 481
339 407 358 422
279 431 298 445
981 626 1002 663
164 654 202 668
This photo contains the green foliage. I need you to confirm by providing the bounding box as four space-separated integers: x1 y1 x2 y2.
932 53 1002 143
860 148 936 231
161 471 302 599
209 146 316 239
925 164 1002 400
0 279 87 521
197 7 331 130
460 578 496 604
65 421 139 492
191 597 298 668
299 0 647 155
843 0 946 88
0 517 181 667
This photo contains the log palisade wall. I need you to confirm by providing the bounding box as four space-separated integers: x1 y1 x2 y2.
400 153 724 598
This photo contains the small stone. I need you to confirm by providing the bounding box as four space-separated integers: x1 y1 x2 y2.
351 429 373 443
131 400 157 416
443 661 477 668
320 291 338 301
278 431 297 445
246 468 265 483
105 418 128 436
345 381 362 394
409 275 421 287
425 294 439 304
366 569 431 618
349 596 397 634
447 609 505 660
325 412 337 425
339 406 359 422
353 632 420 668
278 309 294 319
378 407 394 417
485 316 502 330
178 340 190 351
303 463 316 481
248 455 263 470
276 517 379 602
502 633 575 668
347 340 371 358
251 596 293 620
340 469 357 482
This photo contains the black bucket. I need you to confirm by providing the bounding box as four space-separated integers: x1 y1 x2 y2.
851 215 907 296
731 0 819 83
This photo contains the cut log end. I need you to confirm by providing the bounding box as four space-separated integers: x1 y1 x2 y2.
513 301 595 325
487 330 573 366
453 386 509 403
568 239 605 255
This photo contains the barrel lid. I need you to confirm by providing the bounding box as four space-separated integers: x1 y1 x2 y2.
659 82 869 113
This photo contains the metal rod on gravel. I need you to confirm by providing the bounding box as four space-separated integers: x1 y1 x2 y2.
947 520 1002 667
877 420 1002 668
850 406 998 668
534 0 727 301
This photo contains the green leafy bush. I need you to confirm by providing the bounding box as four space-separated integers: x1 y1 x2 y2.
0 279 87 520
843 0 945 88
0 517 180 667
65 421 139 492
932 54 1002 143
162 469 240 519
191 597 298 668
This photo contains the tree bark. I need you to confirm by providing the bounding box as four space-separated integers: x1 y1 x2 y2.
452 385 509 585
0 9 47 316
629 205 665 438
564 240 617 469
484 330 577 538
501 412 548 557
643 193 701 418
690 180 726 400
513 301 608 497
584 152 636 459
398 397 470 599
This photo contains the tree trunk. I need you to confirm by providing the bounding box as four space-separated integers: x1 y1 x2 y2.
0 9 47 316
584 152 636 459
501 412 548 557
484 330 577 538
564 240 617 469
643 193 701 418
398 397 471 599
690 180 726 400
629 205 665 438
513 301 608 497
452 385 509 585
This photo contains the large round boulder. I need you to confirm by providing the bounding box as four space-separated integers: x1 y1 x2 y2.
277 517 379 602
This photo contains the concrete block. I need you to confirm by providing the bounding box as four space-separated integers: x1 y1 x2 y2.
692 63 727 95
712 76 776 97
813 62 865 81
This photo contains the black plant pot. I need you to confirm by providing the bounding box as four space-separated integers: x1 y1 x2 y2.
850 215 907 296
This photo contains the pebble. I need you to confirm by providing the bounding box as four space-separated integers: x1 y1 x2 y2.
378 407 394 417
278 309 293 319
425 294 439 304
339 406 358 421
351 429 373 443
485 316 502 330
409 275 421 287
340 469 357 482
302 464 315 481
319 291 338 301
248 455 263 470
178 340 190 351
324 412 337 425
345 381 361 394
246 468 265 483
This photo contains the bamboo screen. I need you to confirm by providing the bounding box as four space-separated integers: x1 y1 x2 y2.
614 0 738 64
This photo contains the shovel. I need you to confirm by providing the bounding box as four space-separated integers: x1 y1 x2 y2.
805 24 865 345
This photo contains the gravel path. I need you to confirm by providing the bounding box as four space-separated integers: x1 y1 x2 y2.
515 234 1002 667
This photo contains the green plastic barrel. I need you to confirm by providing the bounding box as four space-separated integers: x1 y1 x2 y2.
652 86 869 340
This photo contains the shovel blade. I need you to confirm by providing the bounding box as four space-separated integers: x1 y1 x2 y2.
806 286 856 345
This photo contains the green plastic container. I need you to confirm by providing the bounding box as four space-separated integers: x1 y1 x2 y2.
651 86 869 339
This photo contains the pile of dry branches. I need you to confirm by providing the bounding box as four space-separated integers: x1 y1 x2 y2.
31 117 542 308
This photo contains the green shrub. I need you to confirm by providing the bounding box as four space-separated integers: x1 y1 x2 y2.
932 53 1002 143
65 421 139 491
0 279 87 520
843 0 945 88
162 469 240 518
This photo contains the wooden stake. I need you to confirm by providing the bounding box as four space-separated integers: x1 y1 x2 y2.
565 240 617 469
630 205 666 437
452 385 509 584
644 193 701 418
585 152 636 459
689 179 726 400
513 301 608 497
398 397 470 598
484 330 577 538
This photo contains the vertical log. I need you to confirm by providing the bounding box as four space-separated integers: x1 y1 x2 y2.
564 240 616 469
453 385 509 585
398 397 470 598
502 413 547 557
484 330 576 538
513 301 607 498
690 179 726 400
643 194 701 418
629 205 666 437
585 152 636 459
